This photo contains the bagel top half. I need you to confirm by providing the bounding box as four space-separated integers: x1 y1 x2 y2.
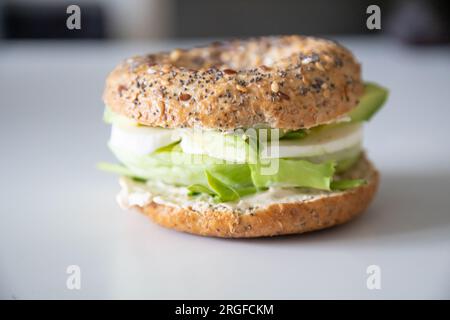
103 35 363 130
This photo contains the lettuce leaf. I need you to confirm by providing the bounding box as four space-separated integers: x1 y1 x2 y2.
205 171 240 202
331 179 366 190
152 140 181 153
97 162 135 176
206 164 256 196
250 159 335 190
104 143 337 195
187 184 216 196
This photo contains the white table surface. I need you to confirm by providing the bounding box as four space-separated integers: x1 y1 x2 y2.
0 37 449 300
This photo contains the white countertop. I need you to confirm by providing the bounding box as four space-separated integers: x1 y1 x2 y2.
0 37 449 299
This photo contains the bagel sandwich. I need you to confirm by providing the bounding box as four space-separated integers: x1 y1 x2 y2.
99 35 388 238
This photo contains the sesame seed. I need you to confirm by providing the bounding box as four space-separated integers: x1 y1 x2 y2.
236 84 247 92
301 57 312 64
315 62 325 71
170 49 182 62
158 100 165 111
322 55 333 64
161 65 171 73
271 81 279 93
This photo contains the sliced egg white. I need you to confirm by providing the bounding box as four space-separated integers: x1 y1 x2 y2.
109 121 363 160
178 129 211 156
109 124 179 155
261 123 363 159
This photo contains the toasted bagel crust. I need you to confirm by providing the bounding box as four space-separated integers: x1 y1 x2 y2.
104 36 363 130
137 155 379 238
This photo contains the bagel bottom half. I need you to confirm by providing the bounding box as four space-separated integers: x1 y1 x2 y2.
137 155 379 238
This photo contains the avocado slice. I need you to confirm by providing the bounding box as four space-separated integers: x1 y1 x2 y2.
348 82 388 122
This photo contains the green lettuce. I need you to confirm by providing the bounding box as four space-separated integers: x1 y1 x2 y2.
102 144 340 199
250 159 335 190
97 162 135 176
204 171 240 202
331 179 366 190
99 145 367 201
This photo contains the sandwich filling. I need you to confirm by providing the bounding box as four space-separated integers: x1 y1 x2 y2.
100 83 387 210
